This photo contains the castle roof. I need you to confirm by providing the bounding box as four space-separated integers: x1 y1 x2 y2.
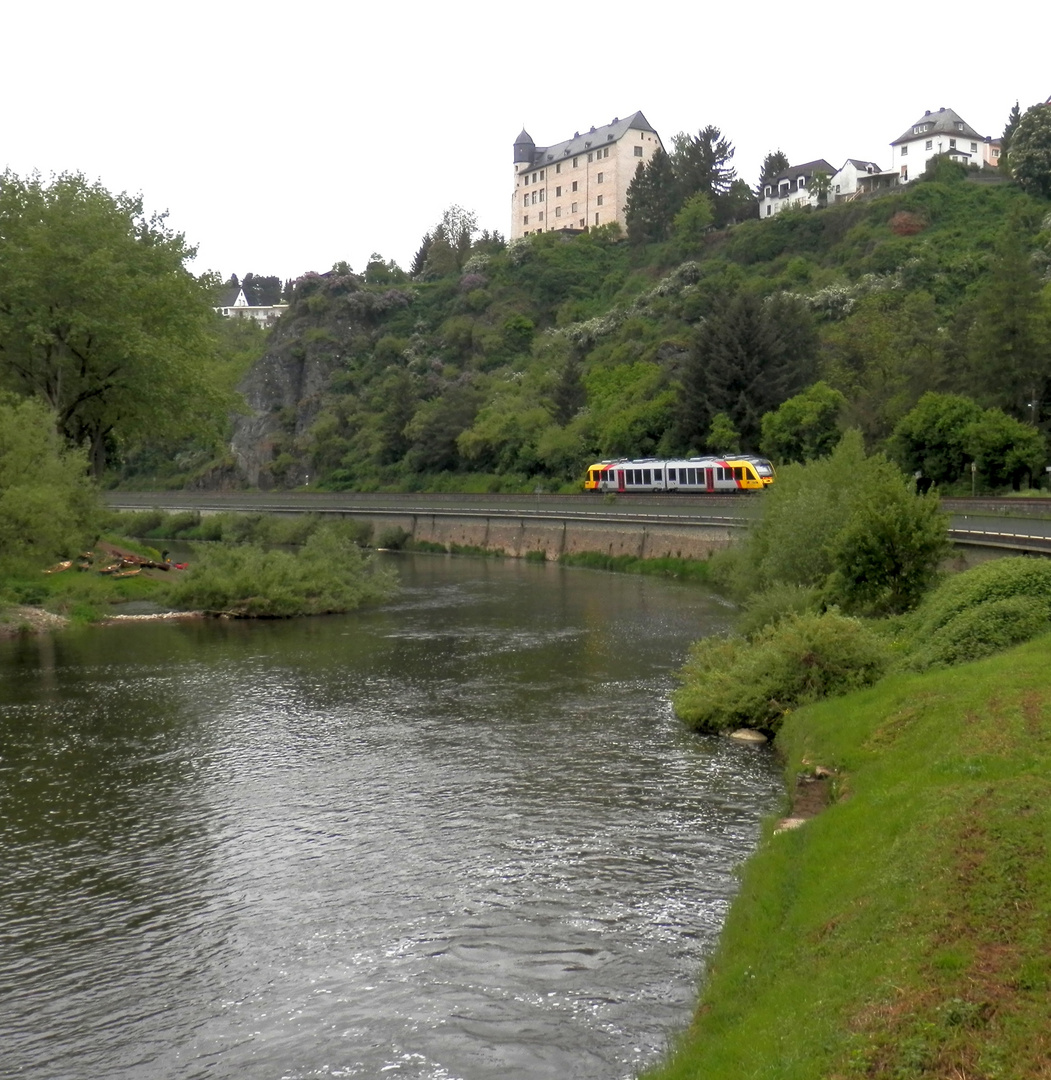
517 111 659 168
891 107 983 146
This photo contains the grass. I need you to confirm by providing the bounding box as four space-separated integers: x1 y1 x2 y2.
559 551 714 582
644 634 1051 1079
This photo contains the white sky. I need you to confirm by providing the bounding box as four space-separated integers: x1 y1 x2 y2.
3 1 1048 284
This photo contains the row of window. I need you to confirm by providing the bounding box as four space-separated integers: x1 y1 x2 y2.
619 466 742 485
902 137 979 156
523 193 604 213
521 146 615 186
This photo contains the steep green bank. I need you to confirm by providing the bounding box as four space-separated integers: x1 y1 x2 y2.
645 636 1051 1079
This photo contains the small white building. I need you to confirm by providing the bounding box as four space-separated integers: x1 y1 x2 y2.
215 285 288 327
758 159 835 218
890 107 999 182
828 159 883 203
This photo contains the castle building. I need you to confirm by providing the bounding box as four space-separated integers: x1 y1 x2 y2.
512 111 664 239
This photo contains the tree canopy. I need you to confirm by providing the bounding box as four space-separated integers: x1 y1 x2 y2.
1009 103 1051 199
0 171 227 475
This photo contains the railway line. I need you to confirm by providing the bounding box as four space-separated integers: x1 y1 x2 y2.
103 491 1051 555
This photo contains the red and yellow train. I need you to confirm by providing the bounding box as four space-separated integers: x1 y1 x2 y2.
584 455 775 493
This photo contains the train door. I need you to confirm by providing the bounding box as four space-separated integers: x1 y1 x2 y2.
705 467 714 492
617 469 625 492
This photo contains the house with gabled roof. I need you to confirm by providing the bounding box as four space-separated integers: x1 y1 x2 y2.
758 159 835 218
215 283 287 327
512 111 664 238
890 106 1000 182
828 159 884 203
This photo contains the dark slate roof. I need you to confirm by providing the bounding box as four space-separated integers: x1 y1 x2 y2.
844 158 883 172
771 159 835 184
891 107 983 146
217 285 243 307
517 111 660 168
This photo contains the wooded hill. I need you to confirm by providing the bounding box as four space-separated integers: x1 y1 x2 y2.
203 159 1051 494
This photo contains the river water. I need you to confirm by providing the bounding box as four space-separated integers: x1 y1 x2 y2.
0 554 781 1080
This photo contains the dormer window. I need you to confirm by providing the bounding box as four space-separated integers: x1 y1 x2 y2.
764 185 772 197
956 122 964 130
798 176 806 188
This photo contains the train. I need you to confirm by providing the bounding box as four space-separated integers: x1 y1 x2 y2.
584 455 775 493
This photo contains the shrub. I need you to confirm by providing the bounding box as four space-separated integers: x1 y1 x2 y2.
905 556 1051 670
163 523 396 617
736 583 821 639
674 611 889 735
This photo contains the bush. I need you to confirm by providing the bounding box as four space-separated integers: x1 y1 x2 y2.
674 611 889 735
905 556 1051 670
162 524 397 617
736 583 821 639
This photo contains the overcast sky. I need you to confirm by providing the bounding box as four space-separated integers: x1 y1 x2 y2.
3 1 1047 285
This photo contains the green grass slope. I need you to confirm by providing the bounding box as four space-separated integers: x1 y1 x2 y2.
646 634 1051 1079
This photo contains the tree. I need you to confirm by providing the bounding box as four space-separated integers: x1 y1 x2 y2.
706 412 739 451
671 126 739 227
889 392 983 485
241 273 283 305
1000 100 1023 175
0 171 226 477
744 431 947 615
625 148 679 246
678 290 817 450
760 381 846 464
0 394 101 568
756 150 790 196
671 191 714 253
962 222 1051 417
1008 103 1051 198
963 408 1046 490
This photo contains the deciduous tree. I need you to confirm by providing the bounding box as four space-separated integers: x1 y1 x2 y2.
0 171 225 477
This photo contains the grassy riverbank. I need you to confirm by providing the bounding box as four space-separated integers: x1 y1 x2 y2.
645 634 1051 1079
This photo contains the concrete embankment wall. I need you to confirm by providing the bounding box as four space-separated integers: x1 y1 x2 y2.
338 512 739 561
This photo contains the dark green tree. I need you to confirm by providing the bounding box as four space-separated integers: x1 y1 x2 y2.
241 273 283 305
962 223 1051 417
1000 100 1023 174
678 290 817 450
756 150 790 196
625 148 679 245
962 408 1046 490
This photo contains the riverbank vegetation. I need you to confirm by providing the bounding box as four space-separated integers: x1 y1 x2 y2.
646 633 1051 1079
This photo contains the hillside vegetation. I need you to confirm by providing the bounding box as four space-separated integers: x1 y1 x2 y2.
211 165 1051 493
646 634 1051 1079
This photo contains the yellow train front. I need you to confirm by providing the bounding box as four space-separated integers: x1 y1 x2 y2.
584 456 774 493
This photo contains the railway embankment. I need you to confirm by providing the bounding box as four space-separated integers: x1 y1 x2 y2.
644 633 1051 1079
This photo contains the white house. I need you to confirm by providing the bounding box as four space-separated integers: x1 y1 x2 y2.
828 159 883 203
215 285 288 327
890 107 999 182
758 159 835 218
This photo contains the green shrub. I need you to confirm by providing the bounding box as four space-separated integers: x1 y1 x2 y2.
674 611 889 735
736 583 821 639
904 557 1051 670
908 595 1051 671
162 523 397 617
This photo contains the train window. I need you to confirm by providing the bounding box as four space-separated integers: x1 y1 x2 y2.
686 468 696 484
716 467 725 481
643 469 651 484
668 468 676 482
654 470 662 482
734 467 744 480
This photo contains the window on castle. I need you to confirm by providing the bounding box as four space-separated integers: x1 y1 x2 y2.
539 211 544 221
596 194 603 206
532 173 537 183
531 191 537 204
595 213 600 226
523 215 529 225
540 170 544 179
597 172 604 183
572 180 578 192
634 145 643 156
579 218 585 227
602 147 609 158
539 190 544 202
571 202 577 213
573 156 578 167
523 195 528 207
556 163 561 173
555 206 562 218
587 152 593 162
555 186 561 197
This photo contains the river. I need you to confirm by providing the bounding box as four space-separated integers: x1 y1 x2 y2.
0 554 781 1079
